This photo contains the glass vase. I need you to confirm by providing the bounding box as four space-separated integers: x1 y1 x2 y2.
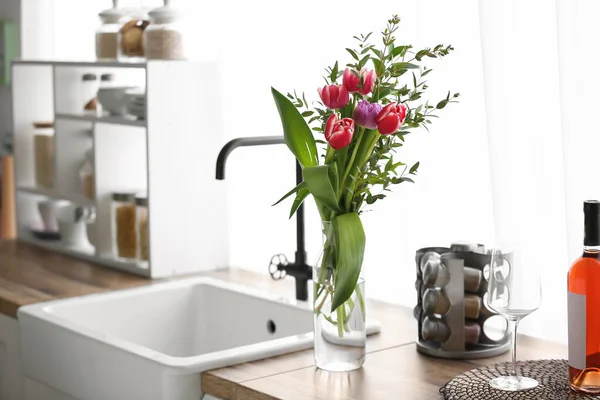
313 221 366 372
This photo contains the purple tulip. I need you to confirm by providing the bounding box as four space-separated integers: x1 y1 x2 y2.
353 100 383 129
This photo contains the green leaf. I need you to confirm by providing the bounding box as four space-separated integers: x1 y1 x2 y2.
394 62 419 70
358 54 370 70
330 61 339 83
272 88 319 167
346 48 359 60
272 181 307 206
391 45 409 58
331 212 366 312
289 187 310 218
372 58 383 75
303 164 342 214
409 162 420 174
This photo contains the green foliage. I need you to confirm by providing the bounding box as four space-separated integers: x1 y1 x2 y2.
331 212 365 312
272 15 459 317
271 88 319 168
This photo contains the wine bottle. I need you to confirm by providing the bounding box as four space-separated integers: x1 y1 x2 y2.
568 200 600 393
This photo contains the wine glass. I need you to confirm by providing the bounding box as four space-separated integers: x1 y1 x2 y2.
486 247 542 391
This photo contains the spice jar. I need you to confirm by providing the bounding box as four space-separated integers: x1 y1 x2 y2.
33 122 54 188
112 192 137 260
421 316 481 345
118 9 149 61
81 73 98 114
145 0 186 60
135 193 148 264
96 0 124 61
100 73 115 88
79 149 95 199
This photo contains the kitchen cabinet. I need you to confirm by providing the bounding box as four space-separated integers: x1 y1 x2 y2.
10 60 228 278
0 314 22 400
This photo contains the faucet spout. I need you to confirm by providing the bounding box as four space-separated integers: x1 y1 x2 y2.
216 136 285 180
215 136 312 302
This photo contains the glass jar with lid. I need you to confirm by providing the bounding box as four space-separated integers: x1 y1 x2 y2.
81 73 98 114
96 0 124 61
111 192 137 260
33 122 54 188
118 8 150 62
79 148 95 199
145 0 186 60
135 193 149 265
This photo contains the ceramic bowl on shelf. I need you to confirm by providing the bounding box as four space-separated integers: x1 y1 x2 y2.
97 86 139 116
124 88 146 119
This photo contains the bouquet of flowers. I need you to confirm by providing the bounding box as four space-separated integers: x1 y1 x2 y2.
272 16 458 338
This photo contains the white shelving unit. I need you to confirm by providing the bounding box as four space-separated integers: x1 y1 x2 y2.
11 60 229 278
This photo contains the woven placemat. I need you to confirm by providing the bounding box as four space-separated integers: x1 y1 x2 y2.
440 359 600 399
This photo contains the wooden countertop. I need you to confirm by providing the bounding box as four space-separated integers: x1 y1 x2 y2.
203 327 567 400
0 240 568 400
0 240 155 318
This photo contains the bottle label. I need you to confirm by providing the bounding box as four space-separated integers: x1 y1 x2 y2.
568 291 586 370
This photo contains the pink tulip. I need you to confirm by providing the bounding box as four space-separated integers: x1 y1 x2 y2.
324 114 354 150
376 103 408 135
318 84 349 109
343 68 377 95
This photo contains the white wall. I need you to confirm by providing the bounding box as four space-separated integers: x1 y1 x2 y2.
21 0 498 329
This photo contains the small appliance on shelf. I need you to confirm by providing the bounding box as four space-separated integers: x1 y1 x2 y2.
414 242 511 359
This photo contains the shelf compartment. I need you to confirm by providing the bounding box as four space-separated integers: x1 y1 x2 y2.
17 186 94 207
13 60 146 69
56 113 146 127
20 230 150 277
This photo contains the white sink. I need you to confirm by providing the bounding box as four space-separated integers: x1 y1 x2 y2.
19 277 379 400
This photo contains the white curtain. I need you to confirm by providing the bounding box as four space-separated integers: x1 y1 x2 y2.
479 0 600 343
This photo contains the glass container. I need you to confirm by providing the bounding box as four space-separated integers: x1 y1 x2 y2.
79 148 95 199
135 193 149 265
96 0 123 61
100 73 115 88
32 122 54 188
313 221 366 372
145 0 186 60
111 192 137 261
118 8 149 62
81 73 98 114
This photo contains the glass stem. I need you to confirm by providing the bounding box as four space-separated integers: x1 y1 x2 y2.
510 319 519 379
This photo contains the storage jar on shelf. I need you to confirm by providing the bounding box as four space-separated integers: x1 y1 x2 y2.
135 193 148 265
81 73 98 114
145 0 186 60
111 192 137 261
79 149 95 200
96 0 124 61
118 8 149 62
33 122 54 188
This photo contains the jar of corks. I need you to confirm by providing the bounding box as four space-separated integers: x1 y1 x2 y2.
112 192 137 260
118 8 150 62
96 0 124 61
144 0 186 60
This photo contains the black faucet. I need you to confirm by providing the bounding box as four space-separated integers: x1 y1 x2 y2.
215 136 312 301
